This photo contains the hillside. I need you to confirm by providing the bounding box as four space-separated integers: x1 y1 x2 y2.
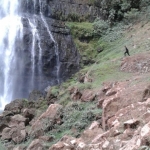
0 1 150 150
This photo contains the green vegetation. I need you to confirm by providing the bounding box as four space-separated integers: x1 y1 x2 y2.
3 1 150 149
0 142 6 150
139 146 150 150
46 101 102 147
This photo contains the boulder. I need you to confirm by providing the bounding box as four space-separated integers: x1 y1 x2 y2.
49 135 76 150
141 121 150 145
13 145 27 150
39 136 54 142
0 115 10 132
27 139 45 150
10 128 27 144
30 104 62 138
1 127 11 140
22 108 35 121
70 87 82 100
81 89 95 102
1 127 27 144
9 114 28 128
4 99 25 114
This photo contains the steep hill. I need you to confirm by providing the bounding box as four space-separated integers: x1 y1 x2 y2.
0 1 150 150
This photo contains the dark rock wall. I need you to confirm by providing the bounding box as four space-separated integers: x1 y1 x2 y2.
12 0 81 99
48 0 103 21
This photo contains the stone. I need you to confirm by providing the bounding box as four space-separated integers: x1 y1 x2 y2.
4 99 24 114
0 115 10 132
13 145 26 150
10 128 27 144
27 139 45 150
1 127 11 140
22 108 35 121
30 104 62 137
9 114 28 128
124 119 140 129
39 136 54 142
70 87 82 100
81 89 95 102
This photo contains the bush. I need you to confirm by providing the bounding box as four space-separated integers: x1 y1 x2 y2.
124 8 140 23
93 19 109 36
140 0 150 8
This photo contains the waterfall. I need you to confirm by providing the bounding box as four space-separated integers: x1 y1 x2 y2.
0 0 23 110
0 0 61 110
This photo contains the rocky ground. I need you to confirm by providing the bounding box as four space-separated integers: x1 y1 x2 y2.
1 17 150 150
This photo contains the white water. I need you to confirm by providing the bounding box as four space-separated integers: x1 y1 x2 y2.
0 0 61 110
28 17 43 88
0 0 23 110
28 19 37 88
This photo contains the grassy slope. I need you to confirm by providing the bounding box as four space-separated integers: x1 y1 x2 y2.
44 7 150 145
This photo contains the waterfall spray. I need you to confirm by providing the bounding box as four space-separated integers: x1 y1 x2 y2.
0 0 62 110
0 0 23 110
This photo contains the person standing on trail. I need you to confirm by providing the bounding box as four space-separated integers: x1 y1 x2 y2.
124 46 130 56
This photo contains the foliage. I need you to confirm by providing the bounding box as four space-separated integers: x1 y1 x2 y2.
66 22 94 39
66 22 99 63
140 0 150 8
93 19 109 36
139 146 150 150
124 8 140 23
58 93 71 106
50 86 60 97
45 101 102 145
0 141 6 150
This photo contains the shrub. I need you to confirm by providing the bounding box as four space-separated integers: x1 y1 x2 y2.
93 19 109 36
124 8 140 23
140 0 150 8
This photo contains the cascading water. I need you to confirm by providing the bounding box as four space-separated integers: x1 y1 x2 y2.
0 0 23 109
0 0 61 110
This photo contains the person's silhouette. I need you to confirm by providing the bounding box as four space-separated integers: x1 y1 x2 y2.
124 46 130 56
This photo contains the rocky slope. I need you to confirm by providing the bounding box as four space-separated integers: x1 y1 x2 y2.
1 0 150 150
1 19 150 149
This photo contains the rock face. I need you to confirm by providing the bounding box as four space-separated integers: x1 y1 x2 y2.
10 0 80 99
